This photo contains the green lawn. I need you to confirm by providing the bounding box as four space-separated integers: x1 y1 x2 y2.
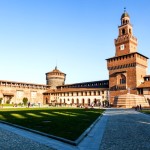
141 109 150 115
0 107 104 140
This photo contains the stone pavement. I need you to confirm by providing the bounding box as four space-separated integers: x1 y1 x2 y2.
0 109 150 150
99 109 150 150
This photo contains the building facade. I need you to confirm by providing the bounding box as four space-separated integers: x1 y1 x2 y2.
43 80 109 106
0 67 109 106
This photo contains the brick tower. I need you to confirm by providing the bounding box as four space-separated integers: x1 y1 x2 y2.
46 66 66 89
106 10 149 106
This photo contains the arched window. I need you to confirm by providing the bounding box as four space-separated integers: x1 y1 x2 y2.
123 20 125 24
120 74 126 84
85 92 87 96
89 91 91 96
72 99 74 104
77 99 79 104
94 99 97 105
117 74 126 85
82 99 85 105
88 99 91 106
122 28 125 35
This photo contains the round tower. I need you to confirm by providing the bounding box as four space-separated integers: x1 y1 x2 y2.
46 66 66 89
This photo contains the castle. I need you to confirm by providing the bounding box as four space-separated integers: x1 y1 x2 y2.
0 10 150 108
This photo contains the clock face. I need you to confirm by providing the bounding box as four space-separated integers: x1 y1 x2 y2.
120 44 124 50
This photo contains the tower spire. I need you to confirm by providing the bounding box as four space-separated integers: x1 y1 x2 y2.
55 59 58 70
55 65 57 70
124 7 126 13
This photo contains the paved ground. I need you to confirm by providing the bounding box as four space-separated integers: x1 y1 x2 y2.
0 109 150 150
99 109 150 150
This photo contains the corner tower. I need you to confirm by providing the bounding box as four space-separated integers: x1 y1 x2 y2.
106 10 149 106
46 66 66 89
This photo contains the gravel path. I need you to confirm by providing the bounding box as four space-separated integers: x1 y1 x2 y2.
99 109 150 150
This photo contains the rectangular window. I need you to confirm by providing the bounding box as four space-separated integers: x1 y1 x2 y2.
16 91 24 99
31 91 37 98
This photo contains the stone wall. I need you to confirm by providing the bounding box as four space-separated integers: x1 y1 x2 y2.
0 81 50 105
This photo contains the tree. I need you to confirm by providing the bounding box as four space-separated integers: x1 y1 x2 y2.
23 97 28 105
0 98 2 104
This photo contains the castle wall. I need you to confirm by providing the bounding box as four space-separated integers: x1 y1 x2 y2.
0 81 50 105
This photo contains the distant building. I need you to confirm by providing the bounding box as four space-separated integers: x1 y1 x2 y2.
43 75 109 106
137 75 150 102
0 67 109 106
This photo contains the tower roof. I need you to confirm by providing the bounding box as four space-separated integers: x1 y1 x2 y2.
121 12 130 19
52 67 63 73
121 8 130 19
46 66 66 75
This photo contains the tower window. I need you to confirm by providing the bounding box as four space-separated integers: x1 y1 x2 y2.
122 29 125 35
123 20 125 24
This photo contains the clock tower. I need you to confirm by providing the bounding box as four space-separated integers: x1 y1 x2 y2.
106 10 149 106
115 9 137 56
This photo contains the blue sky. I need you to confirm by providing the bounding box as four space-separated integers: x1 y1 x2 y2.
0 0 150 84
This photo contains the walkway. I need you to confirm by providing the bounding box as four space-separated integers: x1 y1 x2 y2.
99 109 150 150
0 109 150 149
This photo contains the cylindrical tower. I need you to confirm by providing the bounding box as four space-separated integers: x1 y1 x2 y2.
46 66 66 89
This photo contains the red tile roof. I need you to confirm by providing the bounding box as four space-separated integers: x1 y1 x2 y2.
137 81 150 88
43 87 107 94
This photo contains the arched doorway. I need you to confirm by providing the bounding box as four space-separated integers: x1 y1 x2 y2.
72 99 74 104
46 98 49 104
88 99 91 106
77 99 79 106
82 99 85 106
